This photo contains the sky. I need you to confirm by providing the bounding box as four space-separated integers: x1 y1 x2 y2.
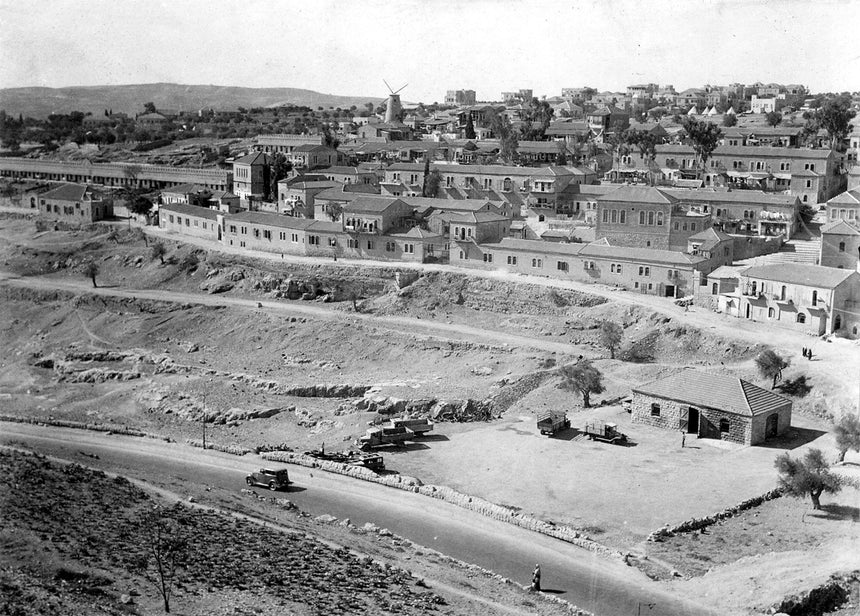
1 0 858 102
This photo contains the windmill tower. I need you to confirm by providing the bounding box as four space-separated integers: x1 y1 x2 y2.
384 80 407 123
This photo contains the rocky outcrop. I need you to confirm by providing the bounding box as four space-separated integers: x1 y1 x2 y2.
773 571 857 616
350 395 496 422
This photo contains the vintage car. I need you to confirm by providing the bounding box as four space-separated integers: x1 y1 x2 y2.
245 468 291 490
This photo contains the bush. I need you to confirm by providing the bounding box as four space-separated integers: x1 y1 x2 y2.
178 252 199 272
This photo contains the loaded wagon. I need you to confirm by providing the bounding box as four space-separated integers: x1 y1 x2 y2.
537 412 570 436
357 425 414 450
583 420 627 445
389 416 434 435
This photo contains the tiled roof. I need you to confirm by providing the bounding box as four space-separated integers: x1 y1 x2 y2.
487 237 587 256
708 265 747 279
633 370 791 417
440 211 508 224
233 152 270 165
665 189 799 206
394 227 443 239
161 183 208 195
598 185 678 204
827 189 860 206
821 220 860 235
160 202 220 221
742 263 857 289
41 183 93 202
228 211 314 229
294 144 333 153
579 242 703 267
323 166 365 175
656 144 835 159
344 196 405 214
402 196 492 211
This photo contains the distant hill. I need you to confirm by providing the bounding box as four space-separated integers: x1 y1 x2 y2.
0 83 384 118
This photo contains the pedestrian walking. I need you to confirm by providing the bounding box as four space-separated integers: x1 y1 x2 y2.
531 564 541 591
802 347 807 359
681 430 686 448
807 348 813 361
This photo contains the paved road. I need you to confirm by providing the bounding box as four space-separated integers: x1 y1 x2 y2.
1 423 714 616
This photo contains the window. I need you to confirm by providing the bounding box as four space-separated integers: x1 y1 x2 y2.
308 235 320 245
619 210 626 223
648 211 655 225
673 221 679 230
650 403 661 417
656 212 664 226
253 228 260 238
796 313 806 323
602 209 609 223
483 253 493 263
185 218 190 227
690 223 696 232
263 229 272 240
241 226 247 235
615 264 622 274
292 233 299 243
366 240 374 250
768 307 775 318
610 264 615 273
557 261 568 271
719 418 730 433
194 220 199 227
634 282 639 288
404 243 414 254
385 242 395 252
610 209 617 223
328 237 337 247
347 238 358 249
531 258 542 268
459 250 465 259
229 224 236 233
507 255 518 265
806 180 812 188
839 241 846 252
639 211 646 225
169 215 175 223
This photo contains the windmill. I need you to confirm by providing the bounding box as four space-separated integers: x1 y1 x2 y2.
383 80 408 123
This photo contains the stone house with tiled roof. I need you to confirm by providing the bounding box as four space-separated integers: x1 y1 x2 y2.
37 183 111 222
232 152 271 201
820 220 860 271
631 370 792 445
732 263 860 337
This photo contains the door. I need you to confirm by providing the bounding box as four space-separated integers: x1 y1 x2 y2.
766 413 779 438
687 407 700 434
745 303 751 319
665 284 675 298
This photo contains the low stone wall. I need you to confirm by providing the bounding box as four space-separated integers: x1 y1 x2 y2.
185 438 252 456
0 414 172 442
262 451 624 561
647 487 783 540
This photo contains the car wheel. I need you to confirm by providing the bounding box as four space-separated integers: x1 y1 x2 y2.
269 481 277 491
245 477 253 486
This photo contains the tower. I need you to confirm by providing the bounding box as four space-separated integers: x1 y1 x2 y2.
384 80 407 123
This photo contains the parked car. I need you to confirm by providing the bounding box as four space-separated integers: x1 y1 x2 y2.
245 468 291 490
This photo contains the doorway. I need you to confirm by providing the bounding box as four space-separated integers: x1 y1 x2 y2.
745 303 751 319
766 413 779 438
686 407 700 434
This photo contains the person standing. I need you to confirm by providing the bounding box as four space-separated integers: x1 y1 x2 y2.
681 430 686 448
531 564 541 591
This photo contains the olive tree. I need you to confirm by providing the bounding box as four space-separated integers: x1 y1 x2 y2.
558 360 605 408
775 448 842 510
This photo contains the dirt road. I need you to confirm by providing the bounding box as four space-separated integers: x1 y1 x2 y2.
1 422 715 616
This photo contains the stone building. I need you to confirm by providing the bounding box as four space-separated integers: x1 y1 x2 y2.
36 183 111 223
631 370 792 445
159 203 221 241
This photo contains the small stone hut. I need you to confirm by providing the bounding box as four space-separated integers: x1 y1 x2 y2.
631 370 791 445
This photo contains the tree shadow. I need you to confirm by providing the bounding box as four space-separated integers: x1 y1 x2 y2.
539 589 566 595
757 427 827 450
807 504 860 522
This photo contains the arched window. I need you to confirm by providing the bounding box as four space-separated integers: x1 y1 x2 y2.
639 211 646 225
780 285 786 301
751 281 757 295
503 177 512 192
619 210 626 223
719 418 730 433
656 212 664 226
768 307 775 318
811 290 817 306
648 211 655 225
796 313 806 323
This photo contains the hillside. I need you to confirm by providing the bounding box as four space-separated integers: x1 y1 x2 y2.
0 83 384 118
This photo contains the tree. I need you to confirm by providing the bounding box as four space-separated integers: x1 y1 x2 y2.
834 414 860 463
598 321 623 359
722 114 738 127
775 448 842 510
765 111 783 127
130 505 188 613
812 96 856 150
151 241 166 264
129 195 154 218
321 124 340 150
518 98 554 141
105 228 120 244
423 169 442 198
143 102 157 114
268 152 292 200
558 360 605 408
464 113 476 140
680 117 723 177
324 202 343 222
82 261 99 288
178 252 199 273
486 109 518 163
755 349 790 389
